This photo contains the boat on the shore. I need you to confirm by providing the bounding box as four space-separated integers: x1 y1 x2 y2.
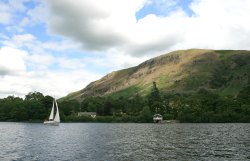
153 114 163 123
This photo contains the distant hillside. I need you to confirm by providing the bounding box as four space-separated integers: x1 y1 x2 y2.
61 49 250 101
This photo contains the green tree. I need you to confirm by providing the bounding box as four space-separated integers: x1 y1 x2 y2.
237 85 250 105
139 106 152 122
148 82 162 113
25 92 44 101
103 98 114 116
59 100 79 116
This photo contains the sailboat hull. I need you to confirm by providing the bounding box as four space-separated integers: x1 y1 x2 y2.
44 120 59 126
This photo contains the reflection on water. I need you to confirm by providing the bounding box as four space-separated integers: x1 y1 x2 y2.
0 123 249 161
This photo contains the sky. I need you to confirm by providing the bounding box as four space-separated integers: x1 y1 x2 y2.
0 0 250 98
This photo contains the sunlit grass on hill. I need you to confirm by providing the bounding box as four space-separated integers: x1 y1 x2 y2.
62 49 250 101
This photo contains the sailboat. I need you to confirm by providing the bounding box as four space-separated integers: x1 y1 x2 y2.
44 98 60 126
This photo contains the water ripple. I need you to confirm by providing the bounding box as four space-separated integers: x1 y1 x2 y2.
0 123 249 161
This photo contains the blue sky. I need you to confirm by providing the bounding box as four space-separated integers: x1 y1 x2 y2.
136 0 194 20
0 0 250 98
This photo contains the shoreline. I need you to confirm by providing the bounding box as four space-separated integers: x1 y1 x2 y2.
1 121 250 124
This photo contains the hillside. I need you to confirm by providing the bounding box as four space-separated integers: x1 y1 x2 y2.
62 49 250 101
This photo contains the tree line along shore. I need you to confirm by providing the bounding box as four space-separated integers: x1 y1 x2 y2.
0 82 250 123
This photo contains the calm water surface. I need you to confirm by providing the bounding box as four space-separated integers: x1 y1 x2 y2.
0 123 249 161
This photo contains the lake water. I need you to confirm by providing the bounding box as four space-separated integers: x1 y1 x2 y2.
0 123 249 161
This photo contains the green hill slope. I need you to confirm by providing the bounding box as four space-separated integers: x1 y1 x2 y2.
61 49 250 101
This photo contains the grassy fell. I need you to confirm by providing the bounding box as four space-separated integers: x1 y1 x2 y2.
63 49 250 101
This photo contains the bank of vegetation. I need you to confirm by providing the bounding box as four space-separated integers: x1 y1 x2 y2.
0 81 250 123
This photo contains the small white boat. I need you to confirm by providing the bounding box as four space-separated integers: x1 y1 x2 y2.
44 98 60 126
153 114 163 123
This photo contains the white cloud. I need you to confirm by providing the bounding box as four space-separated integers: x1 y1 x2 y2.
0 47 27 75
0 33 9 41
3 33 80 56
58 58 86 70
101 51 150 70
46 0 146 52
5 25 24 33
8 0 26 12
41 40 81 51
0 75 31 98
3 34 37 50
20 2 48 26
12 34 36 44
0 46 102 98
46 0 250 57
26 53 54 70
176 0 250 50
19 69 101 99
0 69 102 99
0 0 28 25
0 2 12 24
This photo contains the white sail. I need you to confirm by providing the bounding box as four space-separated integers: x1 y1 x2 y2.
54 99 60 122
48 100 54 120
44 97 60 125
